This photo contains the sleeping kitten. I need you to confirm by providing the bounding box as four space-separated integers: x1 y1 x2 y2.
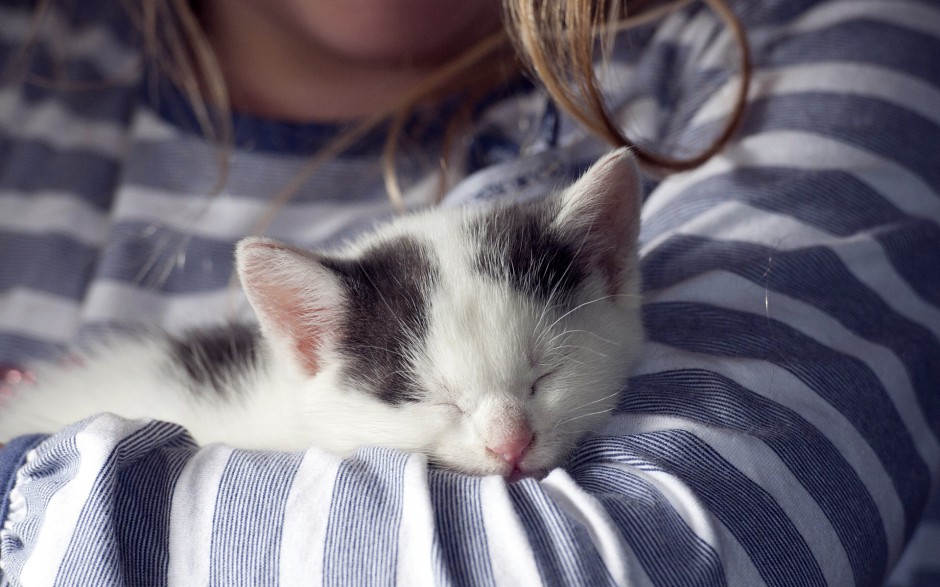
0 149 643 479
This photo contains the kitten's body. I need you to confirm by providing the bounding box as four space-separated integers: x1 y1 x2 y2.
0 150 644 478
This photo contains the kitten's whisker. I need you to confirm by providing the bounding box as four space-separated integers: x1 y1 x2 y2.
548 344 609 359
543 294 623 333
533 295 563 349
546 329 620 347
558 390 621 417
542 349 587 367
533 312 558 351
554 407 614 429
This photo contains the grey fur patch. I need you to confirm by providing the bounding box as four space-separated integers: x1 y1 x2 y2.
169 323 261 397
321 236 437 404
471 199 586 303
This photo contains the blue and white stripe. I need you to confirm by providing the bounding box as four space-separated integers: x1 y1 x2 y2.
2 0 939 585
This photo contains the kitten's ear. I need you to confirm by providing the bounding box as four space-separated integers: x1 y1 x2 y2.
236 237 345 377
553 148 642 294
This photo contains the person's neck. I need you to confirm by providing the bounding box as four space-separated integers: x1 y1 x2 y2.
199 0 500 123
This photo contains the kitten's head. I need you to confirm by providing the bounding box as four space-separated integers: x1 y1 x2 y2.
236 149 643 478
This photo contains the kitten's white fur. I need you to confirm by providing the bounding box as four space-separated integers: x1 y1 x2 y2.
0 149 644 478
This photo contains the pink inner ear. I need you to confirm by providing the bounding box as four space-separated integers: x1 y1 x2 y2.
259 292 331 377
238 239 342 378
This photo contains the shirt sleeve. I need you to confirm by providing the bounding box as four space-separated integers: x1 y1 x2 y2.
2 0 939 586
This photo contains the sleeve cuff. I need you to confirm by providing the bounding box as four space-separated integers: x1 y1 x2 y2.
0 435 49 525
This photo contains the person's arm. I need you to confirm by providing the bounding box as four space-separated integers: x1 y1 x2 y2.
2 0 938 585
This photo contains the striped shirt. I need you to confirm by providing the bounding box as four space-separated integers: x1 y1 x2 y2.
1 0 939 585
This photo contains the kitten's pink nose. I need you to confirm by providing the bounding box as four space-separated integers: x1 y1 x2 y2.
487 428 534 466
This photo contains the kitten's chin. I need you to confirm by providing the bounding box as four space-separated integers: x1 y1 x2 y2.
430 450 553 481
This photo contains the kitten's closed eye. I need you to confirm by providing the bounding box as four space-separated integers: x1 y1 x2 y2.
530 371 554 396
435 402 466 416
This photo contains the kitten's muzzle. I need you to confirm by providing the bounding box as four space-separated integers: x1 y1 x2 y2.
486 427 534 469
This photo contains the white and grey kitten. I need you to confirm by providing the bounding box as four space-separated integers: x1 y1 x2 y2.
0 149 644 479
